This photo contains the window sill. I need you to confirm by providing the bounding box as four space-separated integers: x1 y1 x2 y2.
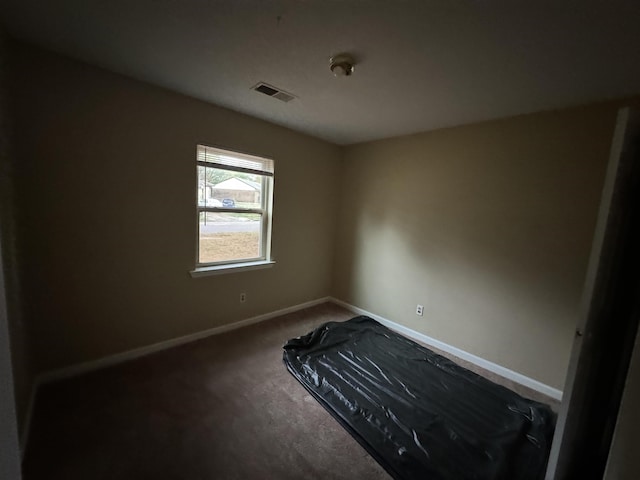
189 260 275 278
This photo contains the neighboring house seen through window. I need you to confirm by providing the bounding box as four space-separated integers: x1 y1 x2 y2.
196 145 274 269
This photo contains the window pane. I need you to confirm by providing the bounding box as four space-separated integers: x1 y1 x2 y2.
198 166 262 209
199 212 261 264
197 165 222 207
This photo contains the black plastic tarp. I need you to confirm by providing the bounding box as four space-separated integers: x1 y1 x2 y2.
283 316 556 480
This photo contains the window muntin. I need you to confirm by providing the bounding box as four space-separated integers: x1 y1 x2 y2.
196 145 273 267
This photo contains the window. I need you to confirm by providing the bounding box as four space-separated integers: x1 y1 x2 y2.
194 144 274 272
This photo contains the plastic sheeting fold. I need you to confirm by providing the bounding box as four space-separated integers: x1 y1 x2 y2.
283 316 556 480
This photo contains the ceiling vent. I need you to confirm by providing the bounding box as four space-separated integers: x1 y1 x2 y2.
252 82 296 103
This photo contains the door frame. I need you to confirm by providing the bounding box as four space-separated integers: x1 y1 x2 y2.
546 107 640 479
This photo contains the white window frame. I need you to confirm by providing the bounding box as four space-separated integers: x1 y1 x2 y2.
191 144 275 277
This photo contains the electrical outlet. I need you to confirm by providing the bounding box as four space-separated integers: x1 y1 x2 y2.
240 292 246 303
416 304 424 316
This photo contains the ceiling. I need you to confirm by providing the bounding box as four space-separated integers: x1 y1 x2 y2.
1 0 640 145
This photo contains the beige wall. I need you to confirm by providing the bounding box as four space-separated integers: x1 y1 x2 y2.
8 41 341 375
334 105 620 389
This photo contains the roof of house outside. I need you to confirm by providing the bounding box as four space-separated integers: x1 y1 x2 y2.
214 178 260 191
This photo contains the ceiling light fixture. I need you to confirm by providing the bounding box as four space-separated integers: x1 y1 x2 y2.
329 53 355 77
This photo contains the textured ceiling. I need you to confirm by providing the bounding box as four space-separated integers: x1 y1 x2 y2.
2 0 640 145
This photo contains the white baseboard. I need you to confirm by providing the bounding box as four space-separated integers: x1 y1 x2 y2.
20 294 561 460
330 297 563 401
38 296 331 385
21 296 331 456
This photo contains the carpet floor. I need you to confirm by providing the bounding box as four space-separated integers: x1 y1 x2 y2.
22 302 558 479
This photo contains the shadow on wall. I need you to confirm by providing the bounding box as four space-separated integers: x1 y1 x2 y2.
334 107 615 389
